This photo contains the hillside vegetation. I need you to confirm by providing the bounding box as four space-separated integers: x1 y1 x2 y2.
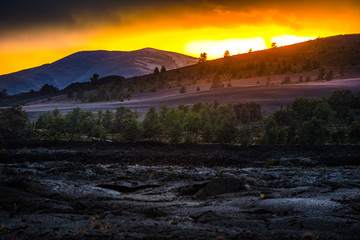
54 34 360 103
1 34 360 107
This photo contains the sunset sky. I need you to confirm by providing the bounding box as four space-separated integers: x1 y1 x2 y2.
0 0 359 75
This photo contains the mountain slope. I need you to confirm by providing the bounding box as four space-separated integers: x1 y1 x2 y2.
0 48 197 94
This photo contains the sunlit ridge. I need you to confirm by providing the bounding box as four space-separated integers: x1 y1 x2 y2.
184 35 318 59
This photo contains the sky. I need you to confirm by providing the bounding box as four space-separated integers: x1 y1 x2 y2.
0 0 359 75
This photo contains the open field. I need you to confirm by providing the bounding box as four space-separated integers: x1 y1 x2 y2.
22 76 360 119
1 142 360 239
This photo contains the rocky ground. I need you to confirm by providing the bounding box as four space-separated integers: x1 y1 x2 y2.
0 142 360 239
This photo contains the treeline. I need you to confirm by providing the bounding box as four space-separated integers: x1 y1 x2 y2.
32 101 261 144
0 89 359 147
262 89 360 144
0 101 261 145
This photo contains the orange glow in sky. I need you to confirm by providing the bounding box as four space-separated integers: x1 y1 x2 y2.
0 1 359 75
185 37 267 58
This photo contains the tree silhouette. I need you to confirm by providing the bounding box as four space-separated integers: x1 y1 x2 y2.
271 42 277 48
121 112 139 141
1 88 7 97
161 66 166 72
198 52 207 63
90 73 99 84
154 67 160 74
224 50 230 58
248 48 253 53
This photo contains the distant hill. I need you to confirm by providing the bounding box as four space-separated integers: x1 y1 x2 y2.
0 48 198 94
1 34 360 108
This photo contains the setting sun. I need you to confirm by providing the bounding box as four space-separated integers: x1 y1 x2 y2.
0 0 359 75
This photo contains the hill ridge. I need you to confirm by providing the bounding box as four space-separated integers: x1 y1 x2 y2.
0 48 197 94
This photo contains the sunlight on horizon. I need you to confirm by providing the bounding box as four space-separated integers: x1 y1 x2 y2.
271 35 317 47
184 35 318 59
184 37 267 59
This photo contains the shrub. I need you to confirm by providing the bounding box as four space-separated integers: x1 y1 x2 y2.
179 86 186 94
281 76 291 84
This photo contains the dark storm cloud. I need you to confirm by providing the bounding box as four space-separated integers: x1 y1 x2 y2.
0 0 178 31
0 0 358 32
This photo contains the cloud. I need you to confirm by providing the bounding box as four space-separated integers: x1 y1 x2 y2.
0 0 177 32
1 0 359 34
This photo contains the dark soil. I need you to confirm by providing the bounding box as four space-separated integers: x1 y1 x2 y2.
0 142 360 239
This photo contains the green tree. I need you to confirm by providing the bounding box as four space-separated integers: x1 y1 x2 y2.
0 105 28 138
35 112 52 129
216 116 237 143
168 120 182 143
247 102 262 122
349 121 360 143
113 107 131 133
92 125 107 141
64 108 82 135
261 117 278 144
238 126 251 146
298 117 329 144
329 89 353 121
102 109 114 130
48 109 65 140
292 97 313 123
201 120 213 143
238 105 250 123
121 112 140 141
313 99 334 122
273 108 296 127
159 104 169 125
142 107 160 139
183 111 201 133
97 110 103 125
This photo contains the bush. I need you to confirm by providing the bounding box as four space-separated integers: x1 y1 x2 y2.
325 71 334 81
179 86 186 94
281 76 291 84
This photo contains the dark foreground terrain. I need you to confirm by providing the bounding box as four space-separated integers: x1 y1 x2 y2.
0 142 360 239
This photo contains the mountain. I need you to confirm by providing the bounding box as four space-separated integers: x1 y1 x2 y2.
0 48 198 94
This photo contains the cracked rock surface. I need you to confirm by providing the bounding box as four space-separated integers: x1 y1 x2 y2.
0 143 360 239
